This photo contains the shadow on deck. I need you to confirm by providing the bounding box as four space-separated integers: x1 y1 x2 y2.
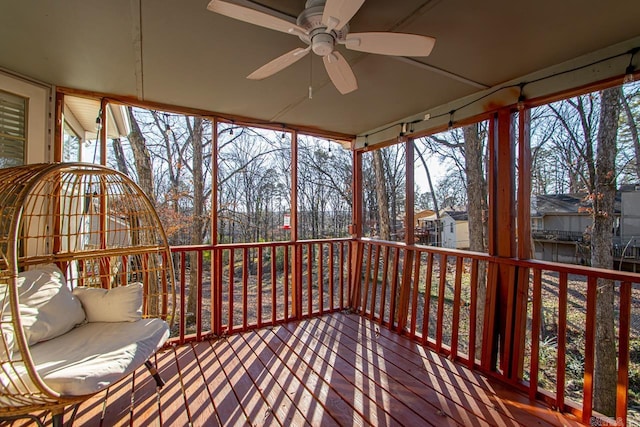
62 313 580 426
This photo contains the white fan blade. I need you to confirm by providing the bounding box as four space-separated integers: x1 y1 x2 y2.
345 32 436 57
323 51 357 94
247 47 310 80
207 0 306 35
322 0 365 32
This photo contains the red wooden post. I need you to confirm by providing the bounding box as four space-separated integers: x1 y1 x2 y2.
211 118 220 335
291 130 300 318
487 108 527 379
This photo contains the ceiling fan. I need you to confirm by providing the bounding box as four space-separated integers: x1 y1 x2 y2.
207 0 436 94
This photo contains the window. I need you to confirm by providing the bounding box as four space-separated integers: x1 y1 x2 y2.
450 222 454 233
0 89 27 168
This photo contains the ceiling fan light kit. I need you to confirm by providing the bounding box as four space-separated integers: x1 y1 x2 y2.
207 0 436 94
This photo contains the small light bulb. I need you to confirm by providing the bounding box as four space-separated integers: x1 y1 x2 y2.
95 116 102 131
517 95 525 111
308 86 313 99
448 120 453 131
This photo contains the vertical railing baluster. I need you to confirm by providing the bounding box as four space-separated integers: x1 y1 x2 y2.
421 252 434 346
242 247 248 331
362 243 373 315
318 242 324 314
468 258 479 368
379 245 390 326
529 268 542 401
257 246 263 328
556 271 568 411
370 244 381 321
436 254 448 352
196 249 203 340
582 275 597 423
409 250 422 339
450 256 463 360
329 242 334 312
228 248 234 332
271 245 277 324
389 247 401 330
179 251 186 344
616 280 632 426
307 243 313 317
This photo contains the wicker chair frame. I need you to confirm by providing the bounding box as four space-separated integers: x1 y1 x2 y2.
0 162 176 422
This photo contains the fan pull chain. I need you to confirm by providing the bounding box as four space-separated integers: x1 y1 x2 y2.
308 53 313 99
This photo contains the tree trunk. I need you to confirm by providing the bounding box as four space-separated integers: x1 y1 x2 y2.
415 148 440 244
126 107 158 315
187 118 205 319
620 91 640 179
463 124 488 360
592 86 621 416
127 107 154 201
373 149 391 240
111 138 129 175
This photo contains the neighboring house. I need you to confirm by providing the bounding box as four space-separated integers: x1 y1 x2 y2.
440 211 469 249
531 193 596 264
414 209 441 246
531 189 640 271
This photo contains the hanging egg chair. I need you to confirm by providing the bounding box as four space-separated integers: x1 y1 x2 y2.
0 162 176 425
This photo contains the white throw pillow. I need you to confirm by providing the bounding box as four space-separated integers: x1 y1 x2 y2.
17 265 86 345
73 283 143 323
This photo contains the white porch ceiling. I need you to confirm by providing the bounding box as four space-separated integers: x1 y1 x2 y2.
1 0 639 146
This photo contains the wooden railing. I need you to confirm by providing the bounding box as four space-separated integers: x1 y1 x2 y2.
169 239 352 343
352 239 640 426
169 237 640 425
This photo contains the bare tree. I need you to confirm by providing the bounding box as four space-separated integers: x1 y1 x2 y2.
372 149 391 240
127 107 154 201
620 86 640 180
592 86 622 415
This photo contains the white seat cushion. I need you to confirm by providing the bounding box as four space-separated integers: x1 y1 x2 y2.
29 318 169 396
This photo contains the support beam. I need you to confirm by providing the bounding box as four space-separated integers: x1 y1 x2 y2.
487 109 519 376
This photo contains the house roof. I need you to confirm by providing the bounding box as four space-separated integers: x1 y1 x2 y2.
532 193 622 216
1 1 639 147
443 211 468 221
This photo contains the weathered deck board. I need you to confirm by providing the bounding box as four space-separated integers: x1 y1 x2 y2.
56 313 580 426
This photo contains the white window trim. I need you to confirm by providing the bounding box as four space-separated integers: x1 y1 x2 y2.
0 69 51 164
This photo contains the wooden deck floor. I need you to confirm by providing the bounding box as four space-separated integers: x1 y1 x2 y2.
69 313 580 426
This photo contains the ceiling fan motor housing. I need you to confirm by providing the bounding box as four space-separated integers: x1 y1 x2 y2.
297 0 348 56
